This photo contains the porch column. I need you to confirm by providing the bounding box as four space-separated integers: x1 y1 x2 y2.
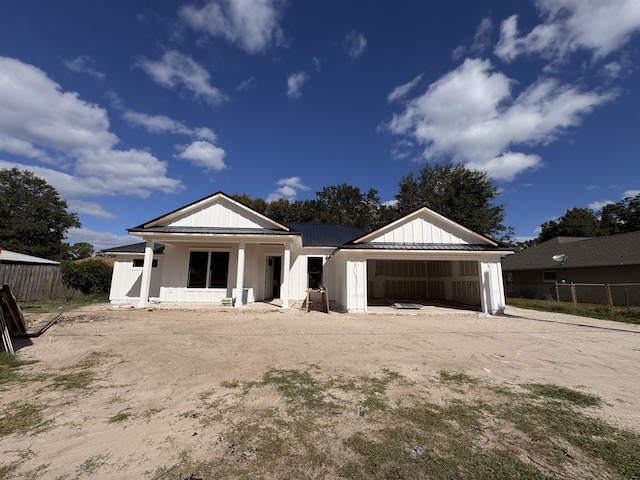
234 243 245 308
281 243 291 309
137 240 155 308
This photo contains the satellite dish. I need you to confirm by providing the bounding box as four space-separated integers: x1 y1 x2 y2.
552 254 568 265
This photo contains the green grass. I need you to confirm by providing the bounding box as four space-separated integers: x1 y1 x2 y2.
0 352 39 386
157 369 640 480
19 293 109 313
0 402 50 437
107 409 133 424
48 352 106 391
507 297 640 324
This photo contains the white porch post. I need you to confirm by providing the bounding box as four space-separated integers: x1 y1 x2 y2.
137 240 155 308
234 243 245 308
281 243 291 309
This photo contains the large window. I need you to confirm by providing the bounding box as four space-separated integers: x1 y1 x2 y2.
188 251 229 288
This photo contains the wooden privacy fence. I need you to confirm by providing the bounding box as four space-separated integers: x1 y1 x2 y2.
556 283 640 308
0 263 79 302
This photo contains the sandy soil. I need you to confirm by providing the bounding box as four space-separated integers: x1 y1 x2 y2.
2 304 640 478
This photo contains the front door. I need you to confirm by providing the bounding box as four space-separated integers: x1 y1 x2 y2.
265 256 282 299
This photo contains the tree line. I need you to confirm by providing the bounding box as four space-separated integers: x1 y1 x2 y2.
2 165 639 260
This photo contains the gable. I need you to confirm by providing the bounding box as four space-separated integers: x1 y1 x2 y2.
140 192 288 231
354 208 496 246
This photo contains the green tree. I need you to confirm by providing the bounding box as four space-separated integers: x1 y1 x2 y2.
314 184 383 231
67 242 94 260
0 168 80 260
537 208 600 243
60 260 112 294
600 193 640 234
395 164 509 240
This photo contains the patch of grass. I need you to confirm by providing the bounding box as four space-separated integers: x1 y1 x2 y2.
0 461 19 480
141 407 163 422
507 297 640 324
0 402 50 437
523 383 601 407
261 369 327 410
0 352 40 386
19 294 109 314
107 409 133 424
438 370 477 384
49 352 106 391
75 454 110 475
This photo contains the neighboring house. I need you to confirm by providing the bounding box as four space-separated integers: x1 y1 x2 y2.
102 192 512 314
0 249 72 301
501 232 640 299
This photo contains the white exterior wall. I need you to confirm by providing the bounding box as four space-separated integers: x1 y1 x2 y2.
369 217 474 244
166 202 277 229
480 259 507 314
109 255 163 303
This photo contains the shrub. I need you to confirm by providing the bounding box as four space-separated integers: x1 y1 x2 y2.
61 260 112 294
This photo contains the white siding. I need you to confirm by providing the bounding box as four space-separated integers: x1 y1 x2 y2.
109 255 162 303
368 216 472 244
164 201 276 229
480 260 507 314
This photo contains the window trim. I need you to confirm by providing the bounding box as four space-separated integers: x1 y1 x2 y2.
187 249 231 289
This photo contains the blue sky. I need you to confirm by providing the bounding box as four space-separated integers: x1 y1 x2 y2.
1 0 639 251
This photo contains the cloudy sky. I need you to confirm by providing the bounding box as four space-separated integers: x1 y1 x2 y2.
1 0 639 250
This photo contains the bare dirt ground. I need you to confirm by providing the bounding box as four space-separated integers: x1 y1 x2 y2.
2 303 640 479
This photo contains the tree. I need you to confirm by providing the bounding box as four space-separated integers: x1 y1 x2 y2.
314 184 383 231
0 168 80 260
600 193 640 234
395 164 510 240
537 208 600 243
67 242 94 260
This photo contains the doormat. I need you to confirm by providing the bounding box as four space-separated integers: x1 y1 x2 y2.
391 303 423 310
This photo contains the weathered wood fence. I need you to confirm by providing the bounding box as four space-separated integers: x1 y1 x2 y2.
556 283 640 308
0 263 79 302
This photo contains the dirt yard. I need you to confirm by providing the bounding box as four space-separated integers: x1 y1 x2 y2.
2 304 640 479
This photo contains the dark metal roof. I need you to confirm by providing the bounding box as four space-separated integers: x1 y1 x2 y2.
100 242 165 254
128 226 298 236
339 243 511 251
502 232 640 271
285 223 366 247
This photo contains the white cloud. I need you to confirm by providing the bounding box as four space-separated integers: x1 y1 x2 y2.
343 30 367 59
495 0 640 62
67 199 116 219
454 16 494 60
236 76 255 91
65 227 139 252
180 0 287 54
267 176 310 202
175 140 227 171
136 51 227 105
386 58 615 181
123 110 217 141
63 55 105 80
624 190 640 198
312 56 321 72
588 200 614 211
0 57 182 199
387 74 423 103
286 71 309 99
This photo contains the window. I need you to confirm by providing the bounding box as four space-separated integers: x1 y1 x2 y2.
133 259 157 268
188 251 229 289
308 257 323 289
542 271 557 283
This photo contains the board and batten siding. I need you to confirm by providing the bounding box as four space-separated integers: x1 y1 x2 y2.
367 216 474 244
109 255 163 302
165 202 277 230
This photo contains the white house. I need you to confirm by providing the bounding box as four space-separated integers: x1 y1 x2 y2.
103 192 511 314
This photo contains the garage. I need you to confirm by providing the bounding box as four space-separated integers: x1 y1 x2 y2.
366 258 482 310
